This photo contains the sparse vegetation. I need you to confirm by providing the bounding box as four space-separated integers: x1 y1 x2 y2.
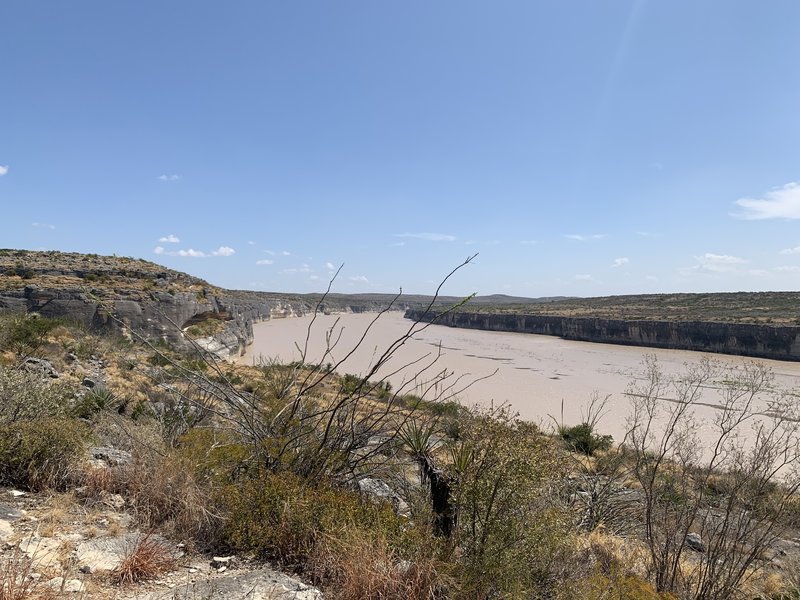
559 422 613 455
110 534 177 585
0 418 88 490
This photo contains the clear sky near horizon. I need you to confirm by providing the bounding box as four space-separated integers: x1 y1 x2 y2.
1 2 799 298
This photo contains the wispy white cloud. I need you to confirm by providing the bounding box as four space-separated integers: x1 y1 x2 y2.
692 253 748 273
212 246 235 257
520 240 539 245
636 231 661 238
574 274 595 281
564 234 606 242
153 245 235 258
611 257 629 268
32 222 56 230
733 182 800 220
0 165 8 176
247 240 256 246
282 264 312 274
391 241 406 247
158 174 181 181
325 262 335 270
158 234 180 243
280 250 291 256
349 275 369 283
775 265 800 273
256 259 273 265
394 233 456 242
177 249 207 258
779 246 800 255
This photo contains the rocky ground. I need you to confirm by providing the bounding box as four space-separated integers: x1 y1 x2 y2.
0 485 324 600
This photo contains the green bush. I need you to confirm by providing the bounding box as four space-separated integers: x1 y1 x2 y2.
0 366 74 424
220 470 406 571
559 422 613 456
449 408 572 598
0 314 61 357
339 373 364 394
0 418 88 490
72 386 120 419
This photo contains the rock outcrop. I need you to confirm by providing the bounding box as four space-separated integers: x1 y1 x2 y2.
405 310 800 362
0 284 311 359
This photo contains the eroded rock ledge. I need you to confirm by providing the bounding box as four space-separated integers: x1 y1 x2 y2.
0 284 309 359
404 310 800 362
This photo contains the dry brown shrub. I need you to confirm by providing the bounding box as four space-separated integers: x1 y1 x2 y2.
110 534 176 585
586 527 648 578
0 545 54 600
110 452 220 550
311 535 447 600
81 466 114 498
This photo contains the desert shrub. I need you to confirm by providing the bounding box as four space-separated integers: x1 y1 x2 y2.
72 385 120 419
312 533 448 600
0 544 54 600
110 534 176 585
220 470 407 571
184 318 226 339
147 352 171 366
562 574 675 600
0 367 73 424
339 373 364 394
626 357 800 599
176 428 251 482
109 450 220 550
448 407 572 598
559 422 613 455
0 418 88 490
0 314 61 358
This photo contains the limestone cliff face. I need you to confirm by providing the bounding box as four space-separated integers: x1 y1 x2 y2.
0 251 425 358
0 285 313 359
404 310 800 362
0 284 412 359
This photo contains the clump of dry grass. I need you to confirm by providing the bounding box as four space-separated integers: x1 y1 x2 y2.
110 534 176 585
0 546 54 600
311 535 447 600
101 451 220 550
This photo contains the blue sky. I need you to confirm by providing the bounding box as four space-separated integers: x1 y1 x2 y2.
2 1 799 297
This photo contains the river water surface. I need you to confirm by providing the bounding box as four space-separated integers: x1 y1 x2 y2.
237 312 800 444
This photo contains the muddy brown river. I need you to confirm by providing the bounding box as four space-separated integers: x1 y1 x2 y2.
237 312 800 444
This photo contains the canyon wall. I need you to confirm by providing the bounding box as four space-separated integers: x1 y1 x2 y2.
404 310 800 362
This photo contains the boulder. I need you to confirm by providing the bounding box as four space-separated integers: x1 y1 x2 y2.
119 566 324 599
88 446 132 466
22 357 59 378
358 477 410 516
686 532 705 553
